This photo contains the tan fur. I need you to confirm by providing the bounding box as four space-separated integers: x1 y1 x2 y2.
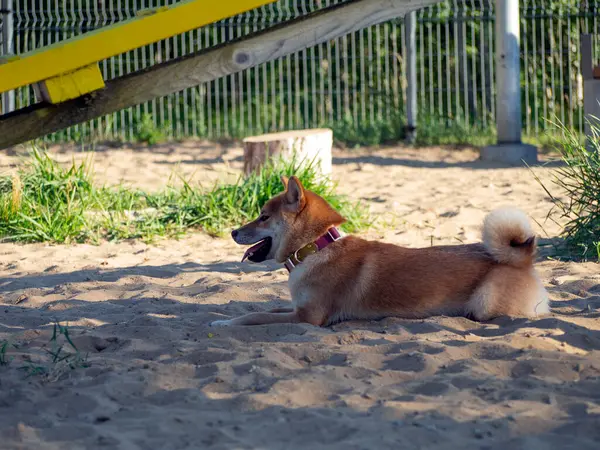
211 177 549 327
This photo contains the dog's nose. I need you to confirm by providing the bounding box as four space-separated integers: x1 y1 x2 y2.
231 229 238 239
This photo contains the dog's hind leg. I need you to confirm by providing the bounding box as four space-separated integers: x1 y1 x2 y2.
465 266 549 320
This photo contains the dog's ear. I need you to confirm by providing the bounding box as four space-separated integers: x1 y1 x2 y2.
280 176 289 190
284 176 306 212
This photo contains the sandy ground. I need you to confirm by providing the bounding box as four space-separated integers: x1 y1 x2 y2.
0 142 599 449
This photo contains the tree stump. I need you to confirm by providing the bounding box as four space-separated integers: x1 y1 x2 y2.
242 129 333 177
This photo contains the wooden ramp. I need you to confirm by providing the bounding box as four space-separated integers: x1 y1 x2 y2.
0 0 438 150
0 0 278 103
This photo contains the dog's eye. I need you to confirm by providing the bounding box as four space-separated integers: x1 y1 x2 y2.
259 214 269 222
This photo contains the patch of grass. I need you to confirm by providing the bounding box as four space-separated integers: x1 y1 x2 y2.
0 148 95 242
523 129 586 155
134 113 170 145
0 148 371 244
1 322 88 380
329 112 498 148
331 113 405 148
18 321 89 379
532 119 600 261
0 340 10 366
104 155 371 239
414 115 496 147
329 110 570 151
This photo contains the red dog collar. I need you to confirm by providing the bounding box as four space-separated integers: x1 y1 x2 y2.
284 227 341 272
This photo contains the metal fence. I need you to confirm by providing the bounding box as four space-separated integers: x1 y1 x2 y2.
2 0 600 142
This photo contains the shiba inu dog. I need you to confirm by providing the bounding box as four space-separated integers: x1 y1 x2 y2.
211 176 549 327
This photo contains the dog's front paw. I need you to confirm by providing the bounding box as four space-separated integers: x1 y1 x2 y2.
210 319 233 327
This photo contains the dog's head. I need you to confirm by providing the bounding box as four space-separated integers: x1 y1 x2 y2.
232 175 346 264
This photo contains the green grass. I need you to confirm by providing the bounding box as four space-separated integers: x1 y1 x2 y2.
330 113 405 148
0 149 96 242
329 112 498 149
17 322 88 379
329 111 571 151
0 148 371 244
0 340 10 366
133 113 171 145
533 119 600 261
413 116 496 148
1 322 88 380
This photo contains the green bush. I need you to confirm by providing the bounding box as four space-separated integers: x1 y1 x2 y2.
537 119 600 261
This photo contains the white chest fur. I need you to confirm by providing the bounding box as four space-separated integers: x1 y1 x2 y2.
287 235 345 309
288 263 312 309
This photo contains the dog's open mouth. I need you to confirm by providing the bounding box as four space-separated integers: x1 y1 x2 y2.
241 237 272 263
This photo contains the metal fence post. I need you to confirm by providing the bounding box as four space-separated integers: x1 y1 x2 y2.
1 0 15 115
481 0 537 164
404 10 417 143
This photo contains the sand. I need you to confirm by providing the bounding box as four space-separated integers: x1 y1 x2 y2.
0 142 599 449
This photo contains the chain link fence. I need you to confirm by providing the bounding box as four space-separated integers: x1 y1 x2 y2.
2 0 600 143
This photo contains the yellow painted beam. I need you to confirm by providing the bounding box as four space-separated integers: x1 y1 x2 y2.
0 0 277 95
35 64 105 104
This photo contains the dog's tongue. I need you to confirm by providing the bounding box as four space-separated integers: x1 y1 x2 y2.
241 240 267 262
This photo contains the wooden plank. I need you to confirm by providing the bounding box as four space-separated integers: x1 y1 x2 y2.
0 0 277 94
35 64 105 103
581 34 593 80
0 0 438 150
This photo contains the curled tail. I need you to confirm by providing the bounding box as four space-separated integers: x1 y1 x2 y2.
482 207 537 268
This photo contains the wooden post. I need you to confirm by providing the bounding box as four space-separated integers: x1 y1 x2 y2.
243 129 333 176
581 34 600 149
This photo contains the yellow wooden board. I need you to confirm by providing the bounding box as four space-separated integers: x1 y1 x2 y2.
0 0 277 94
37 64 105 103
